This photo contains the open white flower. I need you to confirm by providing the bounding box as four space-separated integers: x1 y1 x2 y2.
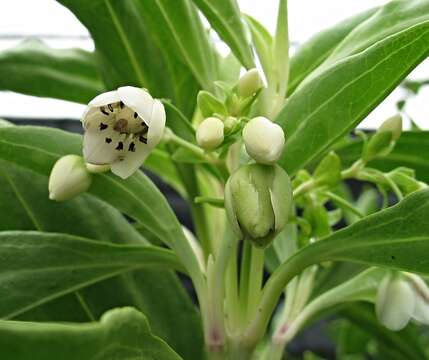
82 86 165 179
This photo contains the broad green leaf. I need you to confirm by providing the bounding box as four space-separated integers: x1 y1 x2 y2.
0 39 105 104
288 7 378 94
0 161 203 359
273 0 289 97
253 189 429 337
191 0 254 69
276 6 429 174
135 0 217 91
0 307 182 360
0 126 205 294
0 231 181 319
337 131 429 183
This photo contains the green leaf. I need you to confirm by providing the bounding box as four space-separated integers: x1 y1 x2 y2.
337 131 429 183
197 90 228 118
0 230 181 319
0 126 205 295
134 0 218 91
273 0 289 97
276 0 429 174
0 307 182 360
288 7 378 94
0 39 105 104
191 0 254 69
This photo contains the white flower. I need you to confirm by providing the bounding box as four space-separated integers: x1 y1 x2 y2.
82 86 166 179
376 273 429 331
242 116 285 164
237 68 263 98
196 117 224 150
49 155 92 201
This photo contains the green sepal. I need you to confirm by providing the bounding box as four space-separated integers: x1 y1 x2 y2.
197 90 227 118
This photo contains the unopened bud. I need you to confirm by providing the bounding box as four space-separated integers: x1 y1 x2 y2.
243 117 285 164
237 68 263 98
196 117 224 150
376 274 415 331
379 114 402 141
224 164 292 247
48 155 92 201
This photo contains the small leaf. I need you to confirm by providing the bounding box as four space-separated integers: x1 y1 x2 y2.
314 151 342 186
197 90 227 118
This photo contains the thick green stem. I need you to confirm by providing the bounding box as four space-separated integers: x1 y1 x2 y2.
239 241 252 327
247 246 265 321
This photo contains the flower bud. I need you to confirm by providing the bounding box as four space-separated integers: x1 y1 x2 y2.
196 117 224 150
379 114 402 141
362 115 402 162
48 155 92 201
376 274 415 331
243 117 285 164
237 68 263 98
224 164 292 247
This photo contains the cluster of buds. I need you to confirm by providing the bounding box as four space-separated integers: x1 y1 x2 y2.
376 272 429 331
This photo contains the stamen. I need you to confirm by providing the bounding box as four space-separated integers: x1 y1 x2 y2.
115 142 124 150
113 118 128 133
128 142 136 152
99 123 108 131
100 107 109 116
119 101 124 109
108 104 114 112
134 112 138 119
139 135 147 144
105 137 112 143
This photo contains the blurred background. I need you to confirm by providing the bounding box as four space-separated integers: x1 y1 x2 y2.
0 0 427 128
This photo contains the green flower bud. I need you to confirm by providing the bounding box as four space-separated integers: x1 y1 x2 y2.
223 116 239 134
387 167 426 195
362 115 403 162
48 155 92 201
243 117 285 164
196 117 225 150
376 274 415 331
224 164 292 247
379 114 402 141
237 68 263 98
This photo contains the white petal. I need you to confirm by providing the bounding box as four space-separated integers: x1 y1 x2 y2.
412 295 429 324
376 276 415 331
117 86 154 123
88 90 120 107
111 139 151 179
147 99 166 147
83 127 123 165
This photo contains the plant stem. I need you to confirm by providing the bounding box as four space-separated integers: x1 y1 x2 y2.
246 246 265 321
239 241 252 327
225 240 240 332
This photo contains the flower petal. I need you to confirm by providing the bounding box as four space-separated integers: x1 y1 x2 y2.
88 90 120 107
412 295 429 324
110 139 151 179
117 86 154 123
147 99 166 147
83 127 123 165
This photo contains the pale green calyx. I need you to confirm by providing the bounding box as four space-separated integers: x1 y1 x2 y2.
82 86 166 179
243 116 285 164
86 163 111 174
224 163 292 247
237 68 263 98
48 155 92 202
196 117 224 150
376 272 429 331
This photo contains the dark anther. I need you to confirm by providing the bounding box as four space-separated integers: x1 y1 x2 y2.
115 142 124 150
134 112 138 119
105 137 112 144
141 122 148 132
128 142 136 152
139 135 147 144
108 104 114 112
100 107 109 116
99 122 108 131
119 101 124 109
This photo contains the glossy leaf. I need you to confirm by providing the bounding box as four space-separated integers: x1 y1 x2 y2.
0 307 182 360
288 7 378 94
0 231 181 319
191 0 254 69
0 126 205 293
276 1 429 174
0 39 104 104
337 131 429 183
0 161 203 359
